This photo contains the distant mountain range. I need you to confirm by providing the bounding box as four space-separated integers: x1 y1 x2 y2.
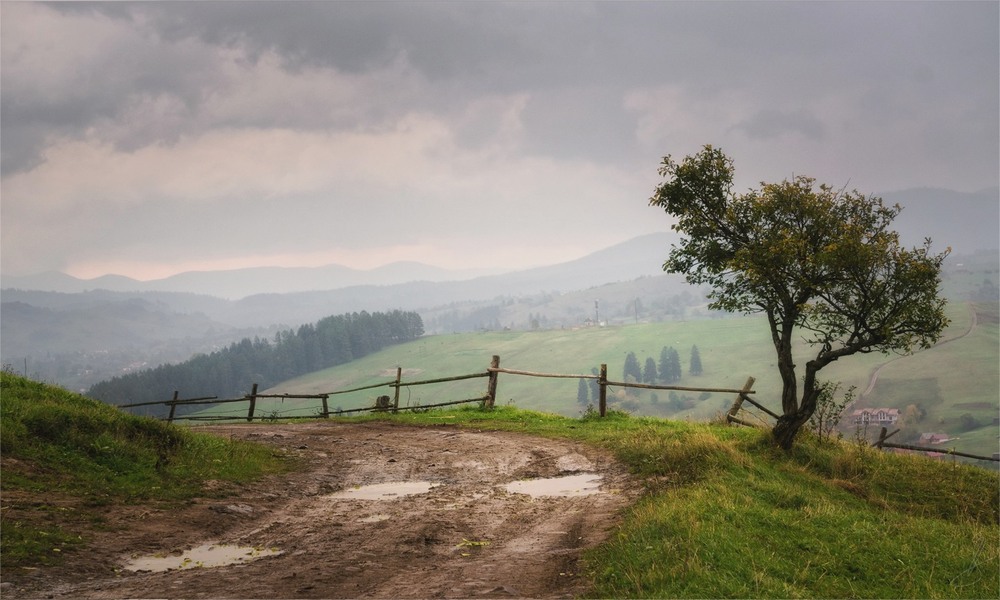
0 261 506 300
3 183 997 393
1 233 680 329
2 186 995 300
0 232 690 391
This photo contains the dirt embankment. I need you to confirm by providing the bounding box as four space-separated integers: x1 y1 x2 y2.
7 421 639 599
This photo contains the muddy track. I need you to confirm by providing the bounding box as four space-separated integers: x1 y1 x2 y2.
10 421 639 599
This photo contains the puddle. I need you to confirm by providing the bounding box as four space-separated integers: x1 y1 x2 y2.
328 481 439 500
358 514 392 523
124 543 282 572
504 473 603 498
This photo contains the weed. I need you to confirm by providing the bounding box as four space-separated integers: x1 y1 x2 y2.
809 380 855 442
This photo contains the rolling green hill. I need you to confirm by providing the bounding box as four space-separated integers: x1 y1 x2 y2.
192 300 998 461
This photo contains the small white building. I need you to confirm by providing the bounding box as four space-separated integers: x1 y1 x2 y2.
851 408 900 426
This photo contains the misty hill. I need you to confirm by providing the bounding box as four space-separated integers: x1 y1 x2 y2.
5 186 995 300
0 262 505 300
4 196 997 393
0 234 689 390
2 233 680 326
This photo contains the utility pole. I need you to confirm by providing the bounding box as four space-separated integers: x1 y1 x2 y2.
594 300 600 326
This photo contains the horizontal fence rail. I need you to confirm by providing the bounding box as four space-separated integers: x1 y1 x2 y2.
115 354 759 425
872 426 999 463
112 354 999 464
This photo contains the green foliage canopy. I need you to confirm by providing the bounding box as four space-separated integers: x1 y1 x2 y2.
650 145 950 448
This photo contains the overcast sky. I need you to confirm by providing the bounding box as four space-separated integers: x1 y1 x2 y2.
2 1 997 280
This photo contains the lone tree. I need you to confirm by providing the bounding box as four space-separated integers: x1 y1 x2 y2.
649 145 949 449
689 345 703 376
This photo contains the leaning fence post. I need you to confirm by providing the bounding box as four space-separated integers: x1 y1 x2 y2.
598 363 608 417
167 390 179 423
875 427 889 449
486 355 500 409
392 367 402 413
726 376 756 423
247 383 258 422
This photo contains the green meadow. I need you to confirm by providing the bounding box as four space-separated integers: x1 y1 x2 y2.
191 300 998 461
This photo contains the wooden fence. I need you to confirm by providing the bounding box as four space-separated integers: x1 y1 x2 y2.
725 384 999 463
117 357 999 464
118 354 756 423
872 426 999 462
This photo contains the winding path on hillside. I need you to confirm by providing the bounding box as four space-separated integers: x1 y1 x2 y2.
860 302 979 400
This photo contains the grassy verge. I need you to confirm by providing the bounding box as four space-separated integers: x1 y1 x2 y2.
0 372 290 568
362 405 999 599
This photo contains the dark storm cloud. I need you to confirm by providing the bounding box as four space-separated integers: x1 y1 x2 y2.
10 1 997 169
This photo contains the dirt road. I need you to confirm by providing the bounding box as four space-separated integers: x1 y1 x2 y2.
10 421 638 599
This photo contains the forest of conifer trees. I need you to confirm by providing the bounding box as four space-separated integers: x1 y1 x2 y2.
87 310 423 413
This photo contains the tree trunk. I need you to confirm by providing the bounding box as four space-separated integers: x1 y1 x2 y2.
772 411 810 450
772 381 822 450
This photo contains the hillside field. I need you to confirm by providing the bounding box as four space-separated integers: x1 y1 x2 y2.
188 301 999 461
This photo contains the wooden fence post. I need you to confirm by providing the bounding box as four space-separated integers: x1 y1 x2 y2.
726 376 756 423
321 394 330 418
486 355 500 409
167 390 179 423
247 383 258 422
598 364 607 417
392 367 402 413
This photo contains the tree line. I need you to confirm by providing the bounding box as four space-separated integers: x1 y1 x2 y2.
88 310 423 415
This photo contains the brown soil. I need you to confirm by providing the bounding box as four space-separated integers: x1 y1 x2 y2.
3 421 638 599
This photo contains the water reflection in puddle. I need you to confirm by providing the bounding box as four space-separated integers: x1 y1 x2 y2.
328 481 439 500
504 473 603 498
124 543 282 572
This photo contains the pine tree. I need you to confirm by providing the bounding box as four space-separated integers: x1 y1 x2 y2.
577 378 590 405
643 357 658 384
658 346 670 382
661 347 682 383
690 344 703 376
589 367 600 400
623 352 642 383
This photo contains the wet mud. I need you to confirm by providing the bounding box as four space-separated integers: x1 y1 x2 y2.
6 421 638 599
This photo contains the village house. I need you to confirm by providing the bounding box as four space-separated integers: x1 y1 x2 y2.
851 407 900 426
919 432 952 445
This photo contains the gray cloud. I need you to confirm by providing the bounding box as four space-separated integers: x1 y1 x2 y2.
733 109 827 142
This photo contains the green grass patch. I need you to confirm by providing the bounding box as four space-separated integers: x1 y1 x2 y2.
0 372 290 568
357 405 999 599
